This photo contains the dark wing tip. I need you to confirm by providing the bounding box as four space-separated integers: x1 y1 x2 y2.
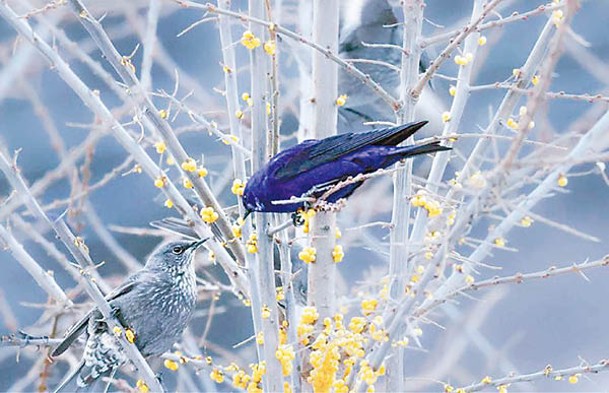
51 341 70 357
431 142 452 151
379 120 430 146
404 120 429 134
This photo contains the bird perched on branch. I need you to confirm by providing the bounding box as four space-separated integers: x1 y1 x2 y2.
338 0 439 128
52 239 207 392
242 121 450 215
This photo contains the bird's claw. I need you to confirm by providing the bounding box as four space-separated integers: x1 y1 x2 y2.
303 183 335 199
291 212 305 227
110 306 128 327
15 330 50 347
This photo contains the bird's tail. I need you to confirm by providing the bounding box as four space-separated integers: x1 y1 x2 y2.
396 140 451 158
54 361 113 393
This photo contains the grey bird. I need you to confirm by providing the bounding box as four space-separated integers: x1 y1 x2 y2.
52 239 207 392
338 0 434 127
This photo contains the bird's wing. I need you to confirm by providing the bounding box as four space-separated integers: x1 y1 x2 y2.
51 310 93 357
51 278 140 357
275 121 428 179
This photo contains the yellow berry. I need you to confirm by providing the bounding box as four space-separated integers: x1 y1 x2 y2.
449 85 457 96
261 305 271 319
136 379 149 393
531 75 540 85
552 9 564 26
506 118 518 130
263 40 276 55
231 179 246 196
335 227 342 239
197 167 208 178
557 174 568 187
183 177 193 189
200 206 219 224
520 216 533 227
298 246 316 263
232 224 242 239
240 30 261 50
361 298 378 316
181 158 197 172
332 245 344 263
246 233 258 254
164 359 179 371
125 328 136 344
454 55 469 66
154 141 167 154
256 331 264 345
164 199 174 208
336 94 348 107
477 36 487 46
494 237 506 247
210 368 225 384
276 287 285 302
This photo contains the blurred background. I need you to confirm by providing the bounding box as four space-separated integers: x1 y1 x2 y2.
1 0 609 391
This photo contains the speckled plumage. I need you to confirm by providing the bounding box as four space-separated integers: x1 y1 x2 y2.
53 239 206 392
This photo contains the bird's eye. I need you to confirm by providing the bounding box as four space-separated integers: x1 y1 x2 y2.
172 246 184 255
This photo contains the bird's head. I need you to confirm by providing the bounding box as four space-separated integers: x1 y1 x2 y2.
241 186 265 215
147 239 208 274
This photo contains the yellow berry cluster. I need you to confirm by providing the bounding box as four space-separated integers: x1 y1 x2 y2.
181 158 197 172
275 345 295 376
454 53 473 66
299 208 316 234
411 190 443 217
263 40 276 56
332 245 345 263
232 179 246 196
298 246 317 264
246 233 258 254
241 30 261 50
200 206 219 224
299 310 387 392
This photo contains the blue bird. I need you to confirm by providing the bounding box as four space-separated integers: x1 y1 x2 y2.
242 121 450 214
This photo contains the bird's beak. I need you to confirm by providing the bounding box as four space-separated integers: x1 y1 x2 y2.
190 238 209 250
243 209 252 222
